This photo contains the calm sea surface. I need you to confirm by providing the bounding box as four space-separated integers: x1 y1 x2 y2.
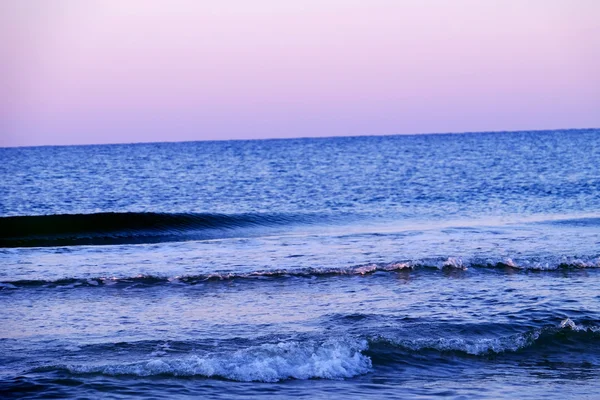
1 129 599 399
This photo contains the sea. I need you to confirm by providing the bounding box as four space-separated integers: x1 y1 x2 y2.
1 129 599 399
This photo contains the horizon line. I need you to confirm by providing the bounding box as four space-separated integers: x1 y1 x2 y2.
2 127 598 149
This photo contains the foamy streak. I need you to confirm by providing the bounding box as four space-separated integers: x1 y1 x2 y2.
64 338 371 382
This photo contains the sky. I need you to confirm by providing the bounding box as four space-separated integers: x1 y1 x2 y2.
1 0 599 147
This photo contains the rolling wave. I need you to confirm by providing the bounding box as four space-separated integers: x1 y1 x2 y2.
0 211 324 248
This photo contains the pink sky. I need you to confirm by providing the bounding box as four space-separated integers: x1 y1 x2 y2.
1 0 599 147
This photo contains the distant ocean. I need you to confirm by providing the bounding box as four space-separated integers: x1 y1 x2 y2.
1 129 599 399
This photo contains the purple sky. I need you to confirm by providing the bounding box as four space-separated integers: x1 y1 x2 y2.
2 0 599 147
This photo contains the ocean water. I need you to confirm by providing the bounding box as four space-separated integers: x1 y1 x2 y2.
1 129 599 399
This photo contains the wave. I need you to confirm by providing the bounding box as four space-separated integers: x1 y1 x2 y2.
36 320 599 382
2 257 599 289
44 338 371 382
0 265 419 289
0 212 324 248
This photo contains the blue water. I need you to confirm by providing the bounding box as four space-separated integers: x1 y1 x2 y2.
1 129 599 399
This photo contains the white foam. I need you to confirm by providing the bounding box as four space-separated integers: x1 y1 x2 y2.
66 338 371 382
382 262 413 271
352 264 378 275
559 318 578 330
559 318 600 333
442 257 467 270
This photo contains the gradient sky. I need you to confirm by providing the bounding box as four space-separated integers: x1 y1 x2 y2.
1 0 599 147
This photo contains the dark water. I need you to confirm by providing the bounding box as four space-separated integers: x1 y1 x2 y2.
1 129 599 399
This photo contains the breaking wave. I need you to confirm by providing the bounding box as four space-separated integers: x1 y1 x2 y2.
48 338 371 382
2 256 599 289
